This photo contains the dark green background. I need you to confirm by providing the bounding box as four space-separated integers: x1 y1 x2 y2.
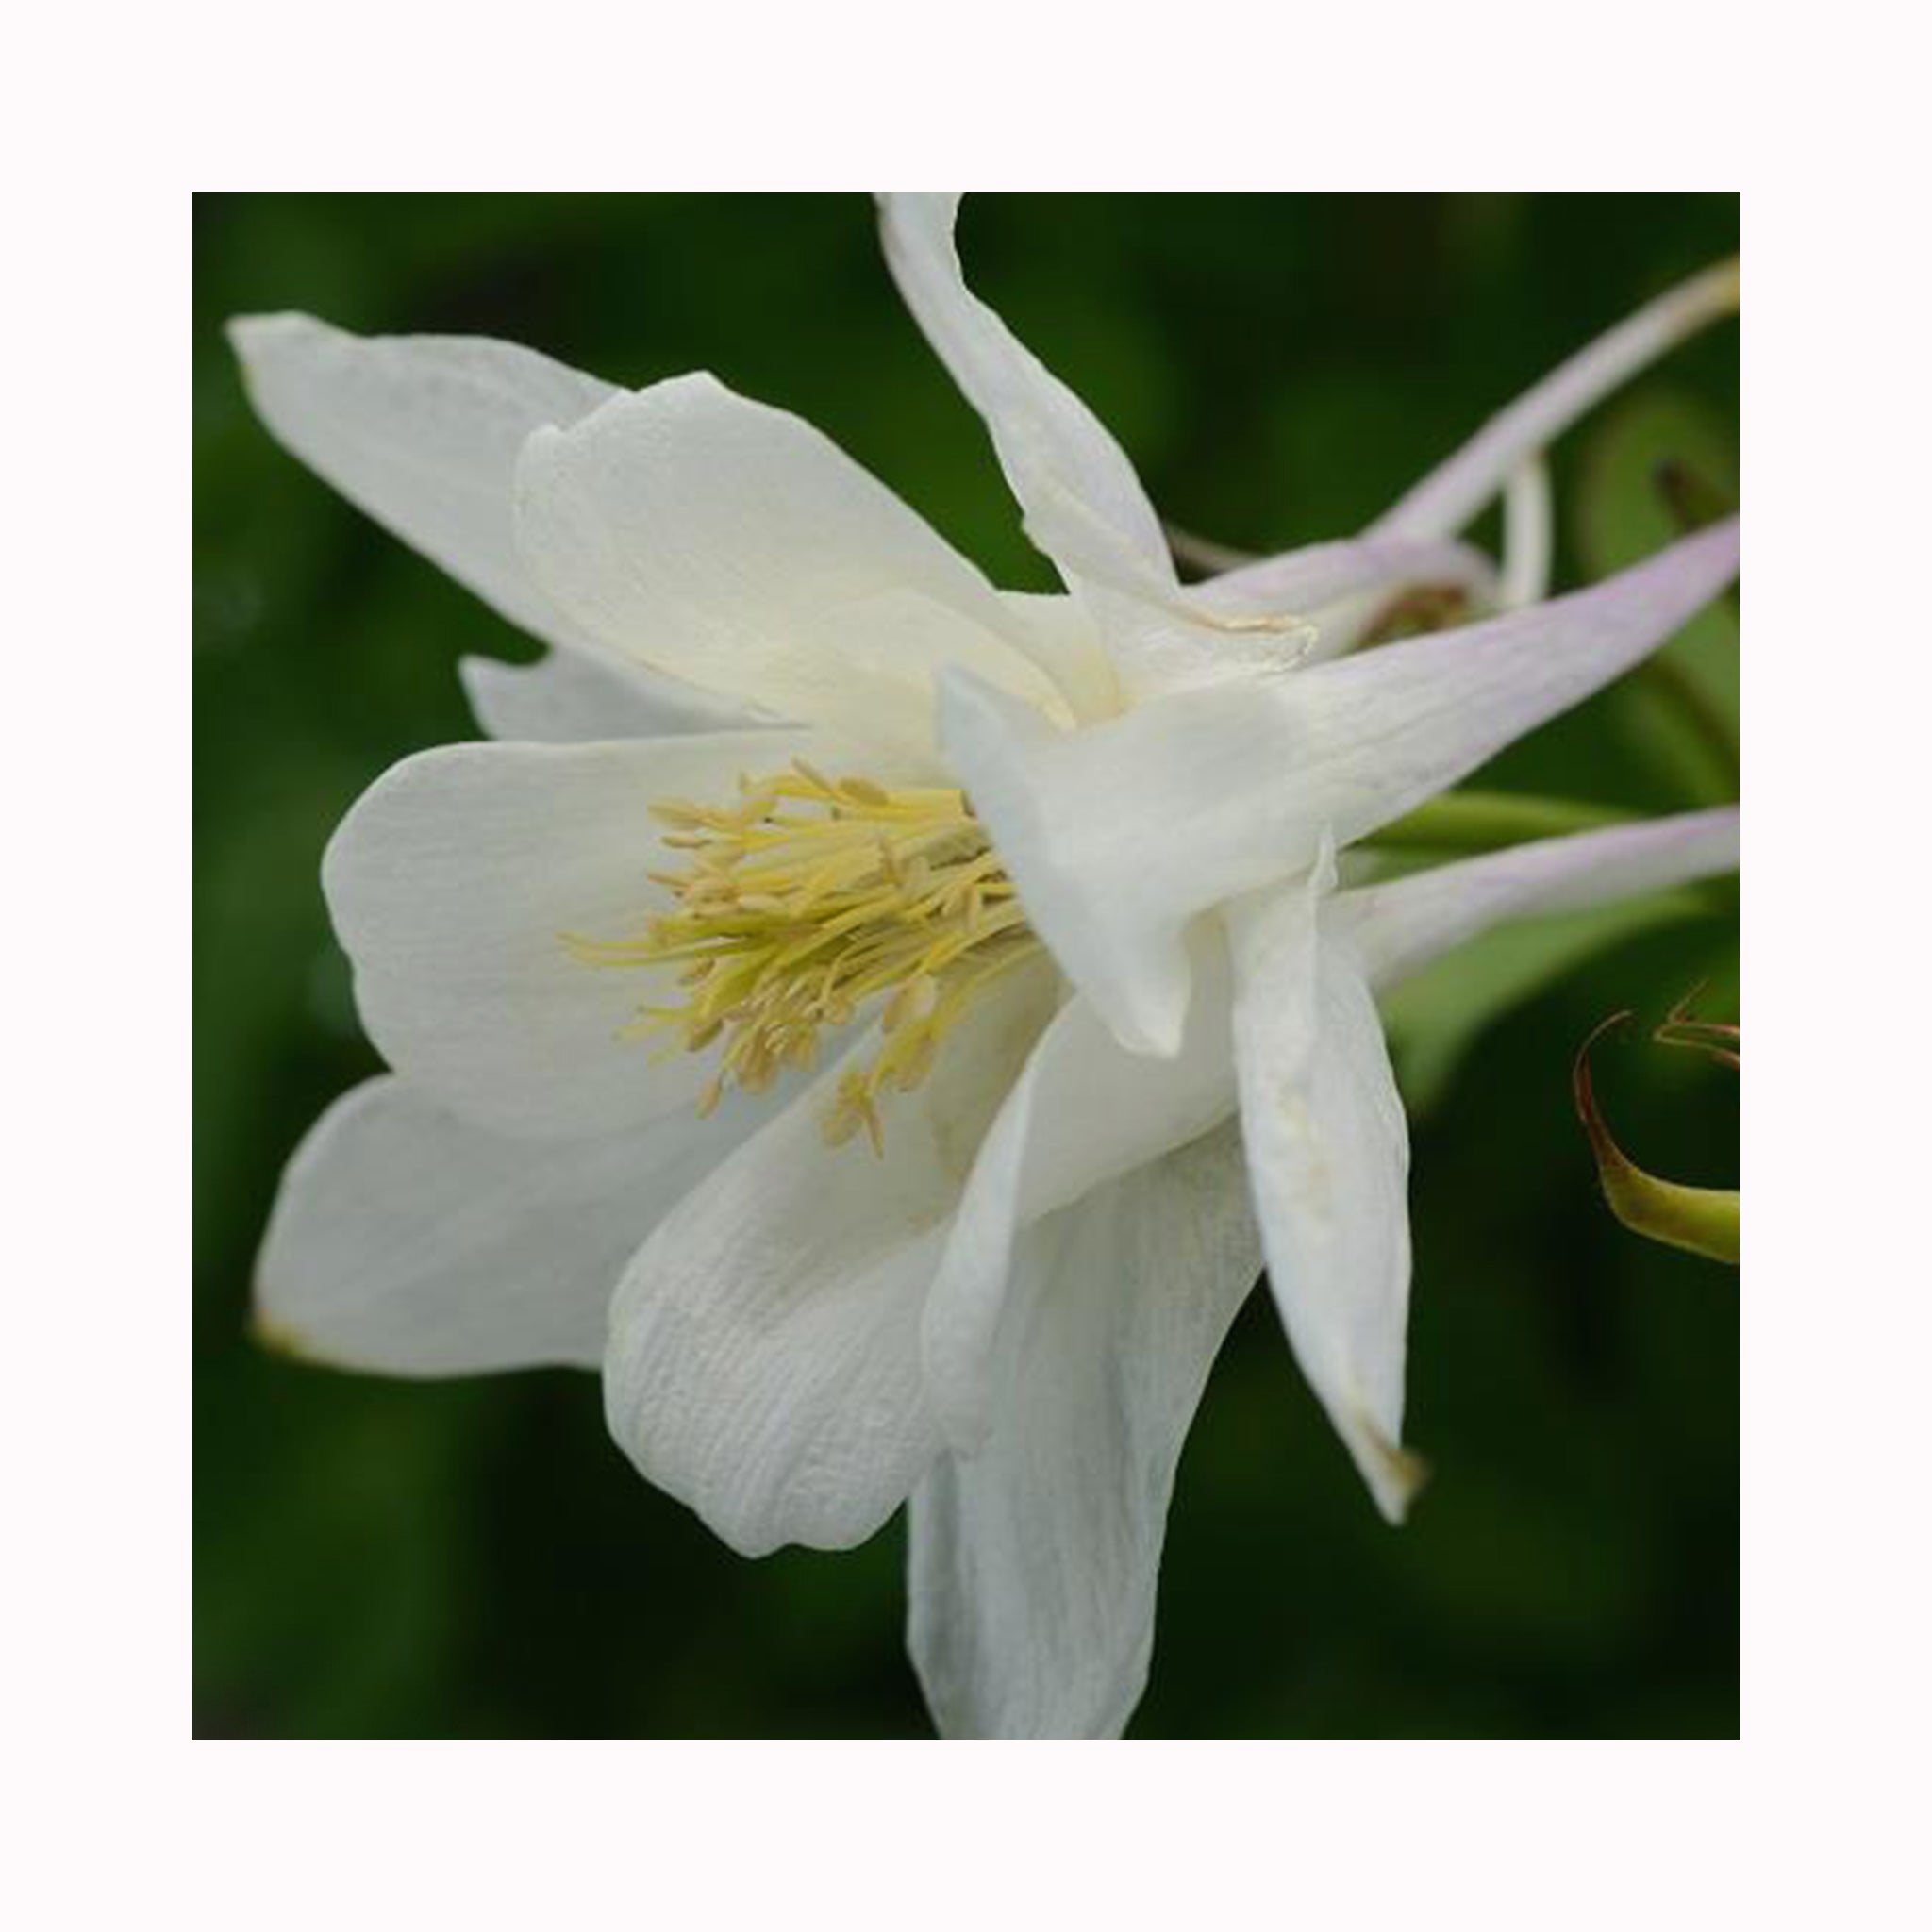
194 193 1740 1738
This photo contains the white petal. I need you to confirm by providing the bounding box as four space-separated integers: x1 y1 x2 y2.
907 1123 1258 1738
513 373 1073 751
458 647 760 743
880 198 1373 698
1335 805 1739 991
228 312 612 645
255 1074 771 1376
1227 859 1421 1523
941 520 1739 1056
994 591 1122 725
1204 533 1498 625
324 730 881 1141
921 927 1237 1452
878 193 1174 604
1373 257 1739 541
603 958 1058 1558
1204 532 1502 672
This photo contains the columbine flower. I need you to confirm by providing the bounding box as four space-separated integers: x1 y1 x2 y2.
236 195 1739 1738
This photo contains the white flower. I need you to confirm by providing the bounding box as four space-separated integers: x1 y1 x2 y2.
235 195 1739 1738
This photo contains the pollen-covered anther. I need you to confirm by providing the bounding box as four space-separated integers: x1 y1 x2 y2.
565 759 1039 1151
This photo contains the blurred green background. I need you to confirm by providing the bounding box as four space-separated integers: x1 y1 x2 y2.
194 193 1739 1738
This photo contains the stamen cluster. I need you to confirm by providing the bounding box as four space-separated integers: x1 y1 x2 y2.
568 761 1039 1153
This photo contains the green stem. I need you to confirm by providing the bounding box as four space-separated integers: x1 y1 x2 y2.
1371 789 1631 854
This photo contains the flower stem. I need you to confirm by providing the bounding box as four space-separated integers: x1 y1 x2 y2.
1371 789 1631 854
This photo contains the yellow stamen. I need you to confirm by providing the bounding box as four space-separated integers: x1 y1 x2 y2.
564 759 1039 1153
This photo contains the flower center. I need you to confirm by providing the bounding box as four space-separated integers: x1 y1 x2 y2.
566 759 1040 1153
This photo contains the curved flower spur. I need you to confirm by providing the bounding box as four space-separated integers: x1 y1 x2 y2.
233 195 1739 1738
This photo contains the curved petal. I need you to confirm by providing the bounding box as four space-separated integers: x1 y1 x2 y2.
880 198 1390 697
877 193 1174 605
1227 860 1421 1524
603 958 1058 1558
228 312 613 645
941 520 1739 1057
921 927 1238 1451
907 1123 1258 1739
1206 533 1498 625
513 373 1074 752
1337 806 1740 991
1204 531 1503 672
1499 458 1555 609
459 647 762 743
324 730 882 1141
880 200 1341 699
254 1074 772 1376
1372 257 1739 542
